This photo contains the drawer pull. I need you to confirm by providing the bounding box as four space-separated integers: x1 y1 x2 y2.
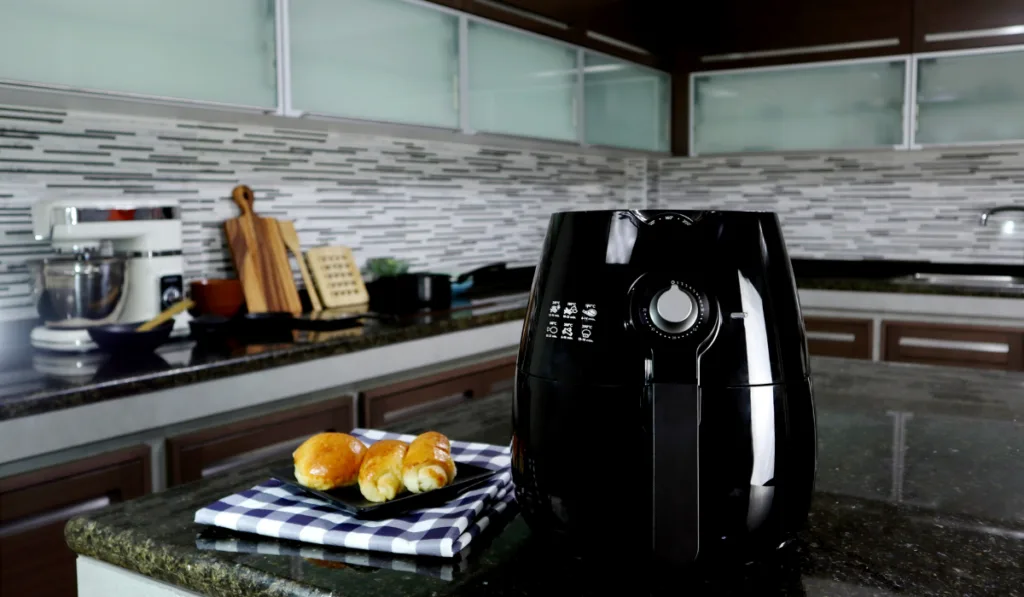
700 38 900 63
925 25 1024 43
806 331 857 343
0 495 110 538
898 337 1009 354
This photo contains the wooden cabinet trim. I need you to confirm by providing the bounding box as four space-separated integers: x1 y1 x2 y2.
882 320 1024 370
362 356 516 428
166 398 354 487
805 316 874 360
0 445 150 597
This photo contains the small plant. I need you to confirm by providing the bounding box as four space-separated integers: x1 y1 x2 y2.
364 257 410 280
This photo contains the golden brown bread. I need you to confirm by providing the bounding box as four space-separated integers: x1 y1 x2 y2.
402 431 457 493
292 432 367 490
358 439 409 503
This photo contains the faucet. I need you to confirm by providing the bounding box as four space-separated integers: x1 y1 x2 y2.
980 206 1024 226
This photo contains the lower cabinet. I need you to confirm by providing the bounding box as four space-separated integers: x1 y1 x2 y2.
166 398 355 487
0 445 151 597
883 321 1024 370
362 355 516 428
805 316 874 360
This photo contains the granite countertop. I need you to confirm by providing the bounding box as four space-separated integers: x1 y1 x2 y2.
796 276 1024 298
792 258 1024 298
0 295 528 422
66 356 1024 597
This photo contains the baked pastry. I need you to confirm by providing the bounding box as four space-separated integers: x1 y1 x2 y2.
358 439 409 503
402 431 457 493
292 432 367 490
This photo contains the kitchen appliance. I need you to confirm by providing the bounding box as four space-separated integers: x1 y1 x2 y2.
30 198 189 352
512 210 816 565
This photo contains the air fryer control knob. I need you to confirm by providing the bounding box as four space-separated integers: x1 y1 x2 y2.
649 284 698 334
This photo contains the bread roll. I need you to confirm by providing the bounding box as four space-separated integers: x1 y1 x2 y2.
402 431 457 493
358 439 409 503
293 432 367 490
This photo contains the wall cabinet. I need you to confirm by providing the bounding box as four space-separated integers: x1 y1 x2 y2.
289 0 460 129
362 355 515 428
584 52 670 151
0 0 277 109
883 321 1024 371
914 47 1024 146
467 21 579 142
805 317 873 360
0 445 150 597
166 398 355 486
691 58 908 155
914 0 1024 52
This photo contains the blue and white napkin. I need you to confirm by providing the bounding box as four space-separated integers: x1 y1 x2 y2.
194 429 514 558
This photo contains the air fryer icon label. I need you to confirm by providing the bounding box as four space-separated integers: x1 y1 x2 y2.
545 300 597 343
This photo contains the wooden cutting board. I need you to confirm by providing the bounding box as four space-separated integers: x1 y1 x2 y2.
224 185 302 314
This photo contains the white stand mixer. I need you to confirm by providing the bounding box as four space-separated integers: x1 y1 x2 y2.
30 198 191 352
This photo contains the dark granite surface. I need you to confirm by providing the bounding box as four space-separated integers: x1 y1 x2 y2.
797 276 1024 298
0 295 528 422
66 356 1024 597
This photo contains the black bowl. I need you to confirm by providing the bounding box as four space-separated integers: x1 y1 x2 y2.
87 321 174 354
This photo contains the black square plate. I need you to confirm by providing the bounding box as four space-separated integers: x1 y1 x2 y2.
270 462 499 520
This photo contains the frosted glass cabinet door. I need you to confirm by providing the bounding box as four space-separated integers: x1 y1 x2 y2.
917 50 1024 145
468 22 578 142
692 60 907 155
584 53 670 151
290 0 459 129
0 0 276 108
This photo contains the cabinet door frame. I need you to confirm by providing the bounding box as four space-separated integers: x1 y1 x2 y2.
0 0 280 114
688 54 914 156
909 43 1024 149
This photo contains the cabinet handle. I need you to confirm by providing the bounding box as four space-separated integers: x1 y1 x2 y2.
925 25 1024 43
806 331 857 343
700 38 900 63
898 336 1009 354
0 495 110 538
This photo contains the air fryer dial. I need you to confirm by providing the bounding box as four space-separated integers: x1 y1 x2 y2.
649 284 698 334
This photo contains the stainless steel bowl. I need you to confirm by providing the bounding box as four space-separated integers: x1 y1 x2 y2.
31 255 128 328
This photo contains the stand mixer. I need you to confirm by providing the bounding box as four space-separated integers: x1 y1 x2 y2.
30 198 190 352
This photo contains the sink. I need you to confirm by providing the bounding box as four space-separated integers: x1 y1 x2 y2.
889 273 1024 291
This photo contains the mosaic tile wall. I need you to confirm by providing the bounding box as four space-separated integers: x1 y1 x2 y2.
0 104 633 320
654 149 1024 264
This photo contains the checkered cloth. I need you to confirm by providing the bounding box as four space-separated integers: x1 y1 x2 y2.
194 429 514 558
195 531 472 581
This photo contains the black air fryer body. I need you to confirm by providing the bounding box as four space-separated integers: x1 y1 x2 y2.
512 210 816 565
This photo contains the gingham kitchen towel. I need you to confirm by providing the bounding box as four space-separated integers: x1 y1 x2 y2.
194 429 514 558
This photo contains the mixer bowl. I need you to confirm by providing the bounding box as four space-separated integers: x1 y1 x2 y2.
32 255 128 328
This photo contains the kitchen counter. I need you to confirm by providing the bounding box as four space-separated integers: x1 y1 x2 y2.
0 295 528 422
66 356 1024 597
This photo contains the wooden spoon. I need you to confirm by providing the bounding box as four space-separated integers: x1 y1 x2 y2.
137 299 195 332
279 221 322 312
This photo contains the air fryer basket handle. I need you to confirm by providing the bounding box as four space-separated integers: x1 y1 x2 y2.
650 382 700 563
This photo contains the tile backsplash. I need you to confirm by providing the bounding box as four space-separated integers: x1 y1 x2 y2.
0 104 636 319
6 100 1024 321
653 149 1024 264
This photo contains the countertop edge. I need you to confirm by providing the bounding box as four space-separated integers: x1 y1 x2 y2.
66 518 299 597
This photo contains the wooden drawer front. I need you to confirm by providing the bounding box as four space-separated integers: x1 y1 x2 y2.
363 356 516 428
883 322 1024 370
166 399 354 487
805 317 873 360
0 445 151 597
